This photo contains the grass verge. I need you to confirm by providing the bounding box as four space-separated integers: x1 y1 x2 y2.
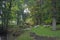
17 31 34 40
31 25 60 37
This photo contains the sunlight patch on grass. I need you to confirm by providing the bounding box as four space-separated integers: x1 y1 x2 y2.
31 25 60 37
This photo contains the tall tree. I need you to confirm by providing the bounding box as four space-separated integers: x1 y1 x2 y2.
52 0 56 30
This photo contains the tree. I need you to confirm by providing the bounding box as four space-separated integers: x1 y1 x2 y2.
56 0 60 24
52 0 56 30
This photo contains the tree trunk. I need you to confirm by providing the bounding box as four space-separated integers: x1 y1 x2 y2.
52 0 56 31
52 18 56 30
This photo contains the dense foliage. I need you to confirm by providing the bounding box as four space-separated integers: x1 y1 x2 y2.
0 0 60 36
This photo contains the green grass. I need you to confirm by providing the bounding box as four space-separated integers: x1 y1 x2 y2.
17 31 34 40
16 25 60 40
31 25 60 37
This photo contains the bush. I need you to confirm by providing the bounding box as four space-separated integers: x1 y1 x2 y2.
25 18 34 26
44 19 52 25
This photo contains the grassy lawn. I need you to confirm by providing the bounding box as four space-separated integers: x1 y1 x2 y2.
31 25 60 37
16 25 60 40
17 31 34 40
